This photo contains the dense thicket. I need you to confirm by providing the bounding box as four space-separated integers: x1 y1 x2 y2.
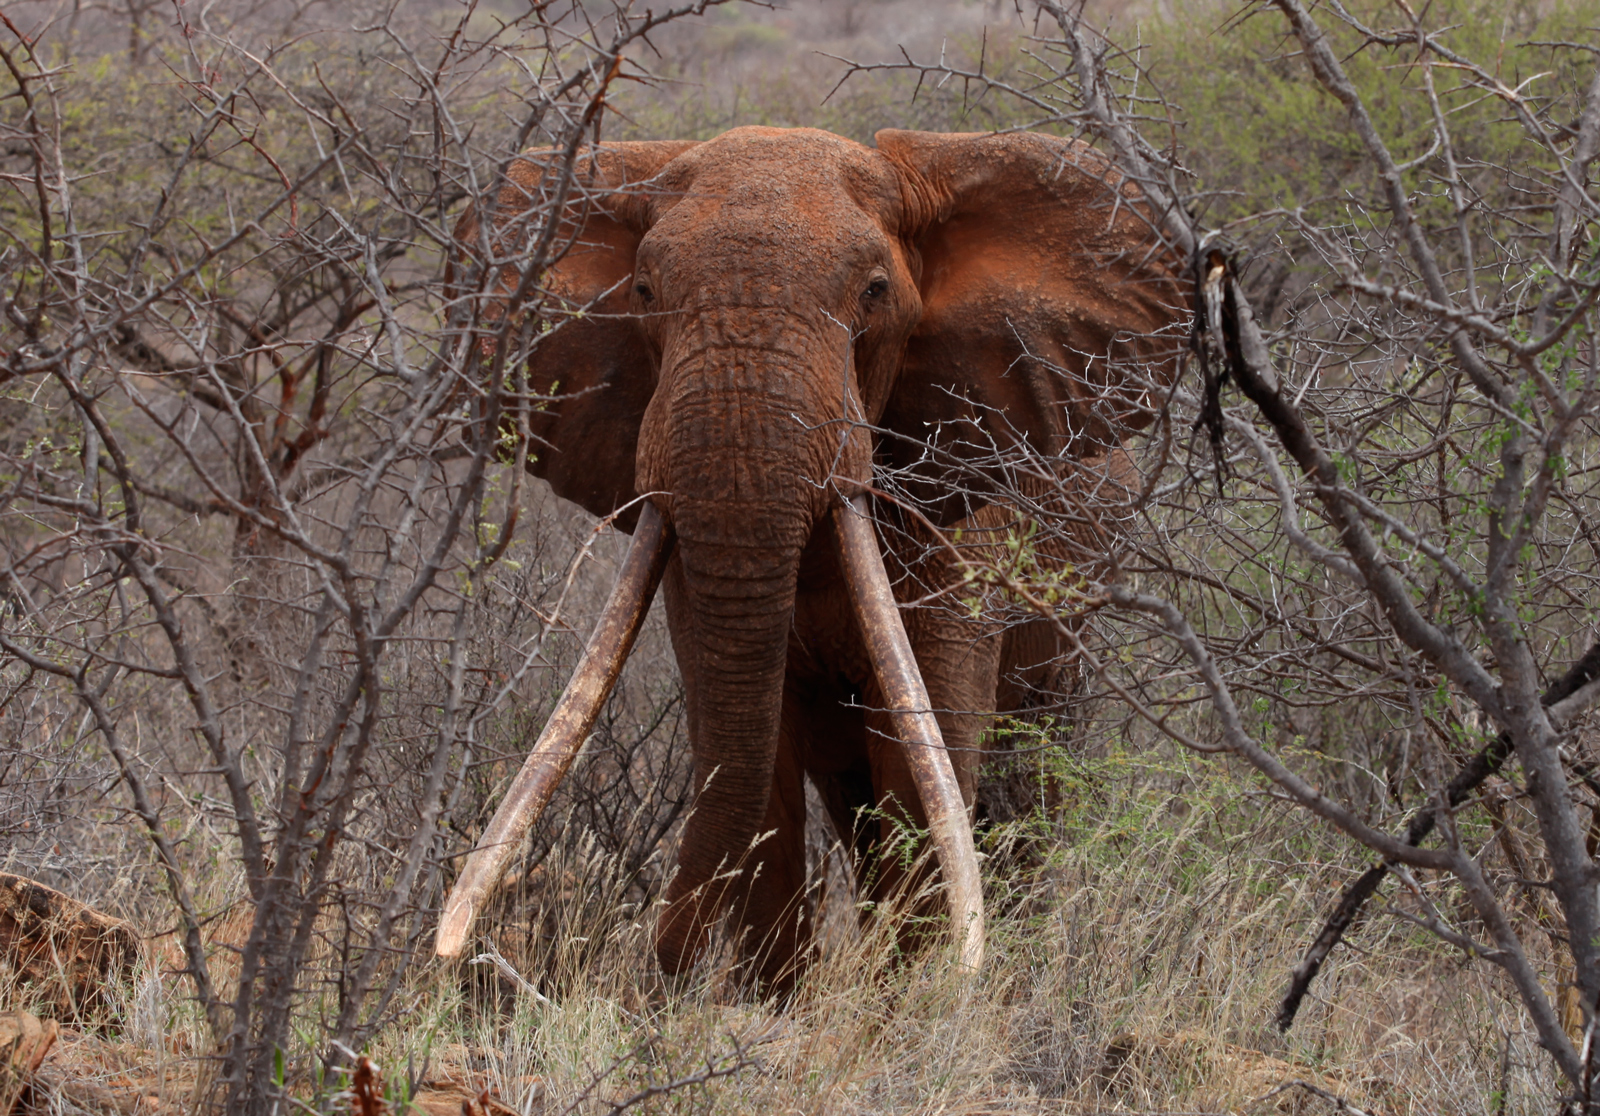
2 0 1598 1112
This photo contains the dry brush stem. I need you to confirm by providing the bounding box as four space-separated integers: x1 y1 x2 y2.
1279 641 1600 1031
0 3 741 1111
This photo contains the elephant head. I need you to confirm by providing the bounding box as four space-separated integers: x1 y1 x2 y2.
436 127 1185 980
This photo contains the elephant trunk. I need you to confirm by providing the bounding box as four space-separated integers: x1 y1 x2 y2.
653 527 803 972
645 330 838 972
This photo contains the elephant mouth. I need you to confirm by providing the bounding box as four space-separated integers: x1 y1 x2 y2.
434 496 985 972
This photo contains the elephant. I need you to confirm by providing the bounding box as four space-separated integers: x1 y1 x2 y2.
435 126 1187 990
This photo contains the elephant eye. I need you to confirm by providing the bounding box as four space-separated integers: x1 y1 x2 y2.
862 276 889 302
634 281 654 303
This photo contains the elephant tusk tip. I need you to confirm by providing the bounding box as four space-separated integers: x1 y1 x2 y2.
435 898 475 958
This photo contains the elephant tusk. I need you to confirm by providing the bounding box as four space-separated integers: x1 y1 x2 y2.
436 501 675 959
833 494 986 971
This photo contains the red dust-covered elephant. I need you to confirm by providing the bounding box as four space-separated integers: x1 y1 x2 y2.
436 127 1185 990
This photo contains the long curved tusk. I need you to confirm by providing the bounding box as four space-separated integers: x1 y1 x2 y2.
833 494 985 970
436 501 675 958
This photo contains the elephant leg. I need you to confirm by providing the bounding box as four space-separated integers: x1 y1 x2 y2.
993 617 1085 826
900 605 1005 803
996 617 1068 714
784 672 877 939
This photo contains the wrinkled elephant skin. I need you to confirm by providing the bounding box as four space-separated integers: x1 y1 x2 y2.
448 127 1186 990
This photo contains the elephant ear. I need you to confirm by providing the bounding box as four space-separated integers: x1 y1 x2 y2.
875 130 1187 523
471 141 695 531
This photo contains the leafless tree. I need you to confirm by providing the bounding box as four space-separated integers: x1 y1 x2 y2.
0 1 734 1109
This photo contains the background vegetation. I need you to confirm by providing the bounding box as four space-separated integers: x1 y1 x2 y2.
1 0 1597 1112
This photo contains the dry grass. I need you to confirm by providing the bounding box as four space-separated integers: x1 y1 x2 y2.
426 749 1555 1114
11 745 1542 1115
0 735 1566 1114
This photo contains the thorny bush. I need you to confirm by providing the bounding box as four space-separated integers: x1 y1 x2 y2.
829 0 1600 1107
0 1 732 1110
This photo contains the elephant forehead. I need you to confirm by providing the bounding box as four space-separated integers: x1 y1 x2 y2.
649 200 876 271
641 204 890 308
649 127 902 233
